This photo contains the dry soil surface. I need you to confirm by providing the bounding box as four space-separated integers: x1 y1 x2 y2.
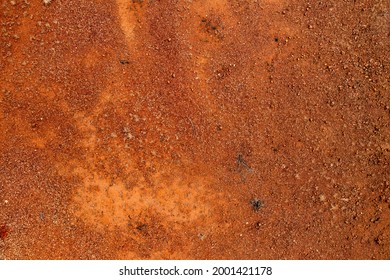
0 0 389 259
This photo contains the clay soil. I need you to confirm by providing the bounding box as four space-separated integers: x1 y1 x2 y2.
0 0 389 259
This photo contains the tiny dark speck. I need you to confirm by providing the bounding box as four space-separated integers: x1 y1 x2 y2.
120 60 130 65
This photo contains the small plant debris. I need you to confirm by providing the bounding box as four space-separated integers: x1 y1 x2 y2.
250 198 263 212
200 17 223 39
236 153 254 181
198 233 206 240
237 154 253 171
136 224 147 232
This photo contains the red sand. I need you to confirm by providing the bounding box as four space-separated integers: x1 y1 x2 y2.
0 0 389 259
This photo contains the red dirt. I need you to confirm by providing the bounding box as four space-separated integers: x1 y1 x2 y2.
0 0 389 259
